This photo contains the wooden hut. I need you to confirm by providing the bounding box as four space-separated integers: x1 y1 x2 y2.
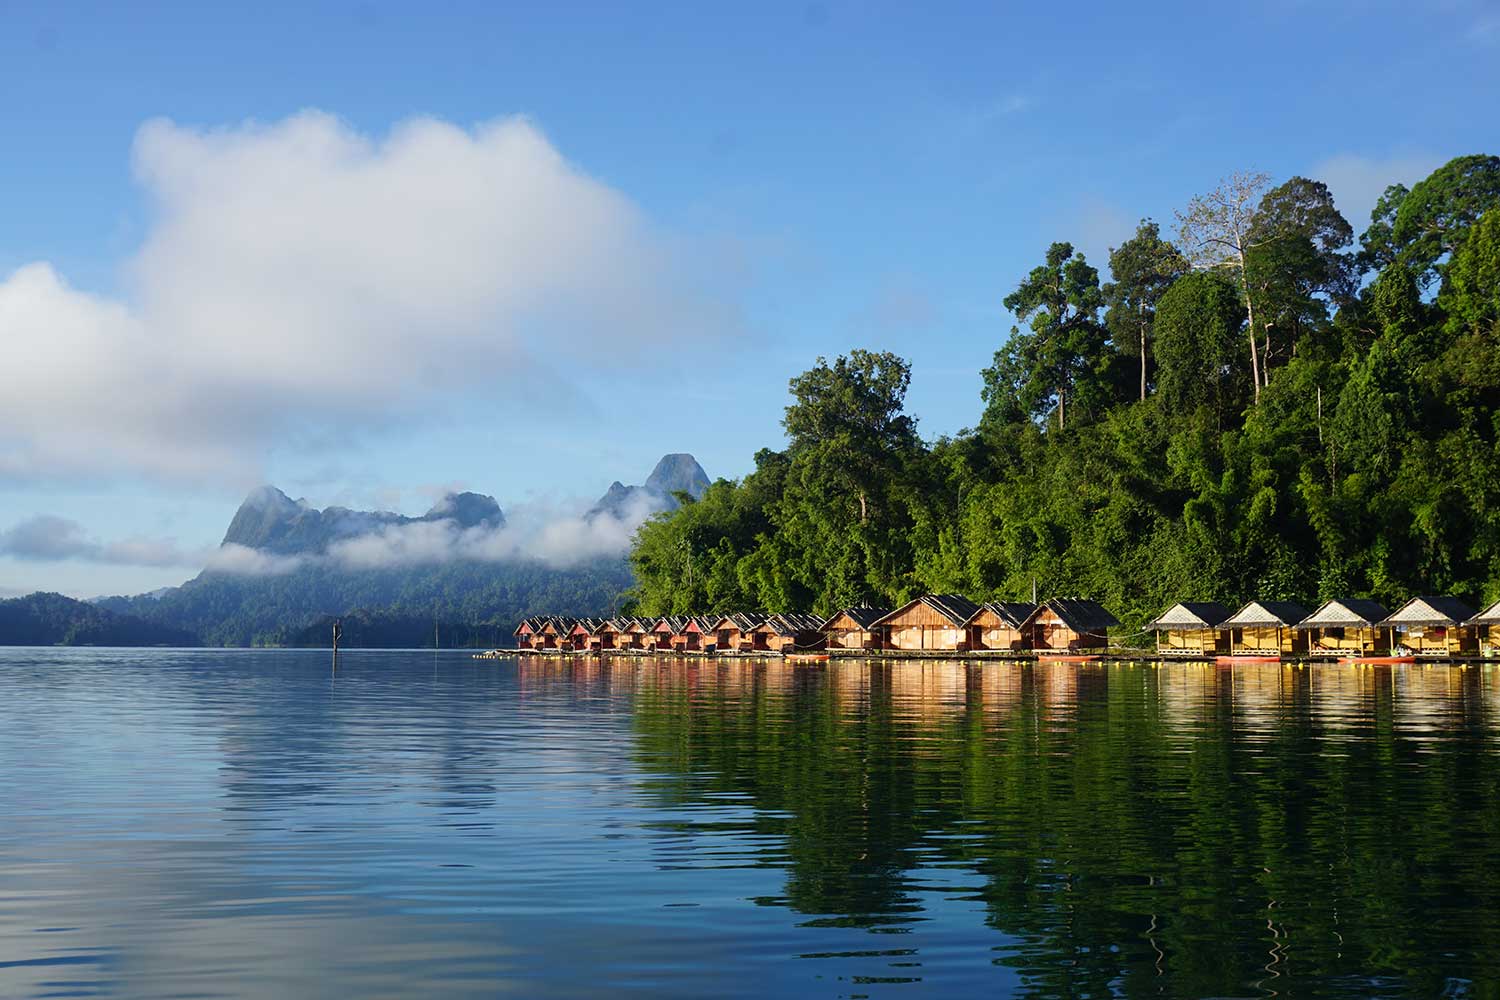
648 616 686 652
872 595 981 652
513 616 545 650
820 607 890 651
1146 602 1233 657
749 613 826 654
1469 600 1500 655
537 617 571 650
618 617 651 650
1023 598 1118 652
1382 597 1478 657
668 616 709 653
1219 601 1308 656
564 618 592 651
706 613 765 653
591 618 626 652
692 616 722 653
1297 599 1391 657
963 602 1037 653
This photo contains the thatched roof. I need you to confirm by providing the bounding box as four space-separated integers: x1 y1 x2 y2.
1030 598 1119 635
1221 601 1308 627
1382 596 1477 627
1147 601 1233 630
874 594 981 628
1470 599 1500 626
968 601 1038 629
760 612 825 634
1296 599 1390 628
820 606 890 631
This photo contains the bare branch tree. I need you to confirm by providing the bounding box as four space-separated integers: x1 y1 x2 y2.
1175 171 1272 401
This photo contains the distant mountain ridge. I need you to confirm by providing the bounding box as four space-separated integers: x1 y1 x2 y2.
588 453 710 521
223 486 504 555
67 453 709 646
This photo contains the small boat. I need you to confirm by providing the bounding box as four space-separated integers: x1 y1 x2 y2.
1217 655 1281 663
786 653 830 664
1036 654 1100 663
1340 655 1415 665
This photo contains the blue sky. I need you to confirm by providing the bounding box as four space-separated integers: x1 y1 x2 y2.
2 0 1498 597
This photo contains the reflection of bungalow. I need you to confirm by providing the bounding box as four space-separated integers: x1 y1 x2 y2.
873 595 980 652
1220 601 1308 656
964 602 1038 653
514 616 546 650
1470 600 1500 655
749 613 826 654
1146 602 1233 657
1383 597 1478 657
707 613 765 653
1024 598 1118 652
820 607 890 651
1298 599 1391 657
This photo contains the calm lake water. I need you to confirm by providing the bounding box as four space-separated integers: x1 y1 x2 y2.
3 650 1500 998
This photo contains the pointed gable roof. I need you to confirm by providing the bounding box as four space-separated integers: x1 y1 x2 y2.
758 612 825 634
1221 600 1308 627
874 594 981 629
1147 601 1233 630
1469 599 1500 625
820 606 890 631
1383 596 1477 627
1026 598 1119 635
1296 598 1390 628
967 601 1039 628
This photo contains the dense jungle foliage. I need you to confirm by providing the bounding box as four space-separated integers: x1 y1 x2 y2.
629 157 1500 630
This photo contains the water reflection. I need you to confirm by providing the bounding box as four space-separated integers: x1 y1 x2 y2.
0 651 1497 997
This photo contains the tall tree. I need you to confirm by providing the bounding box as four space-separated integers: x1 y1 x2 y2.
1244 177 1355 376
1153 270 1248 423
1104 220 1189 402
1175 171 1273 401
1388 154 1500 287
984 242 1110 431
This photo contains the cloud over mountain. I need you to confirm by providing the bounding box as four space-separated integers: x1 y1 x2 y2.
0 112 733 485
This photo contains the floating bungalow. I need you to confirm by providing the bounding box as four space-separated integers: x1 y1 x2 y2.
567 618 603 652
1382 597 1478 657
590 618 625 651
1025 598 1118 652
616 617 649 650
707 613 766 653
1146 601 1233 656
964 602 1038 653
1298 599 1391 657
873 595 981 652
1470 600 1500 655
820 607 890 651
513 616 547 650
537 617 572 650
1219 601 1309 656
749 613 827 654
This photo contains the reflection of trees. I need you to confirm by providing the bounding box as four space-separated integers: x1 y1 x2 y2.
631 659 1500 996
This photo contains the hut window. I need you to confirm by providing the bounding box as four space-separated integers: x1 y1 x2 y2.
1326 626 1344 640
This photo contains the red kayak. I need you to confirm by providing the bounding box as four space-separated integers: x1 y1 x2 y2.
1216 655 1281 663
1340 655 1415 664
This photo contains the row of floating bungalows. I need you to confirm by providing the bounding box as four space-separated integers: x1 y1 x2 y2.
515 596 1121 655
1148 597 1500 658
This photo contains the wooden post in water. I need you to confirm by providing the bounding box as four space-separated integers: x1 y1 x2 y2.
332 618 343 674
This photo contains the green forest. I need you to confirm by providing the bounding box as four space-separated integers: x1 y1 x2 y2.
628 156 1500 630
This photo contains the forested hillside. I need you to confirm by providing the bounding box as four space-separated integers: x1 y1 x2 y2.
0 593 199 646
628 157 1500 629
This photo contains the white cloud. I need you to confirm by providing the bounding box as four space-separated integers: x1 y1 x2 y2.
0 514 207 568
1309 151 1445 230
202 543 306 576
0 112 735 485
322 490 664 571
